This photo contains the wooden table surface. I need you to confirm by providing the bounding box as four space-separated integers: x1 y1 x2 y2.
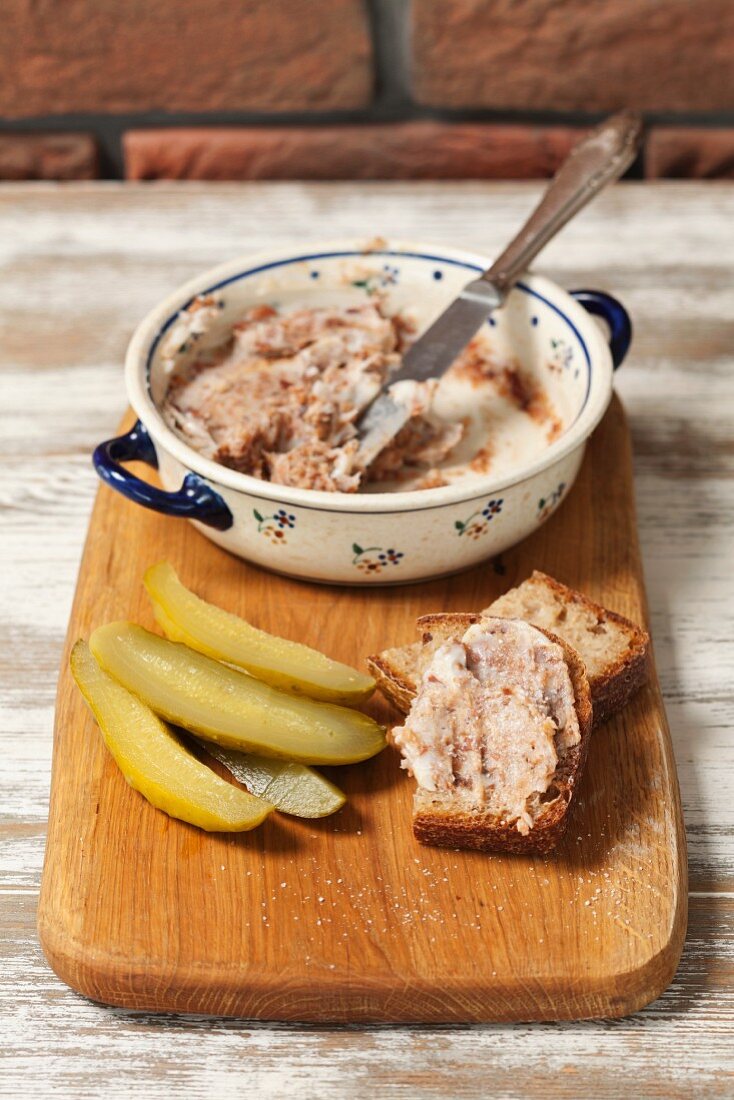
1 181 732 1098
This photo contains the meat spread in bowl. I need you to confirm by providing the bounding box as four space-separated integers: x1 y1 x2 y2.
160 296 562 494
107 240 626 582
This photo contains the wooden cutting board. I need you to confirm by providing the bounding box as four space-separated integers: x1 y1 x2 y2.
37 395 687 1022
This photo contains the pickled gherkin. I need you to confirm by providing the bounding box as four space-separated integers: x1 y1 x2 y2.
70 640 272 832
204 742 346 818
144 561 375 704
89 622 386 765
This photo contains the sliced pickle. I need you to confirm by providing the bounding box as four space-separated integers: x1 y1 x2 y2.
89 622 386 766
203 742 346 818
144 561 375 705
70 640 272 832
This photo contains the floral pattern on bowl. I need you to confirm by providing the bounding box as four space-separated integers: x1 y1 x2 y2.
352 543 405 575
351 263 400 295
254 507 297 544
536 482 567 522
455 498 504 540
549 336 574 373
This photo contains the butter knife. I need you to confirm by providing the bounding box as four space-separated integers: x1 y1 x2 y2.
356 110 643 468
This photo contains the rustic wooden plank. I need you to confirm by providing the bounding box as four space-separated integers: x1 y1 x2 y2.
2 890 733 1099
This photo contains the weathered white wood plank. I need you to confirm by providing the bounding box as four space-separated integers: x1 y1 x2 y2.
1 892 732 1100
0 182 732 1095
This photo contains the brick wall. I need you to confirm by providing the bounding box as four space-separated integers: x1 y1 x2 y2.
1 0 734 181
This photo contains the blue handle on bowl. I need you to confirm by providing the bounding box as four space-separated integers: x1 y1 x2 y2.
570 289 632 370
92 420 233 531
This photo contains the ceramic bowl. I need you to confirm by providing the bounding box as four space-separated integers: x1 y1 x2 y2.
94 239 631 585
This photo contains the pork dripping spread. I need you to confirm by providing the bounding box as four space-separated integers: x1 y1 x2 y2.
392 618 580 834
160 296 561 494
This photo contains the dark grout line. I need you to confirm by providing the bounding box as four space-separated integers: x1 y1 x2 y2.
0 106 733 180
367 0 413 109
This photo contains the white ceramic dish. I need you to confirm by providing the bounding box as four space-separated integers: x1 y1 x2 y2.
94 239 631 585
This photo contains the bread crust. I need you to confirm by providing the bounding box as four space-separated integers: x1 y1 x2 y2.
367 574 650 728
412 627 593 854
418 612 479 641
366 652 420 716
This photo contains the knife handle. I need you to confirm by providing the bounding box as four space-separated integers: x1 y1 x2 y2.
480 111 643 300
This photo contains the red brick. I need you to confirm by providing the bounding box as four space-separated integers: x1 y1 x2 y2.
0 1 372 116
412 0 734 112
124 122 584 180
646 128 734 179
0 133 97 179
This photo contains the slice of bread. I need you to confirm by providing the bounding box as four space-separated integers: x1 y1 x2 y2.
399 618 593 854
367 571 649 728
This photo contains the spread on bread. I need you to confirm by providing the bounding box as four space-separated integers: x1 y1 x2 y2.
392 618 592 853
371 572 649 854
393 619 582 836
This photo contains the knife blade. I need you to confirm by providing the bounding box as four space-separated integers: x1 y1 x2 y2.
356 279 502 467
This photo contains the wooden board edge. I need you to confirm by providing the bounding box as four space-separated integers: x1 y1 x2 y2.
36 850 688 1023
36 399 690 1023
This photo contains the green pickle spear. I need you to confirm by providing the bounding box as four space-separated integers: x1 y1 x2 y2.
89 622 386 766
70 640 272 832
144 561 375 705
203 742 346 818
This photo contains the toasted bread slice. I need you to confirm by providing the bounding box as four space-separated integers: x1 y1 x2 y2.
399 619 593 854
367 571 649 728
